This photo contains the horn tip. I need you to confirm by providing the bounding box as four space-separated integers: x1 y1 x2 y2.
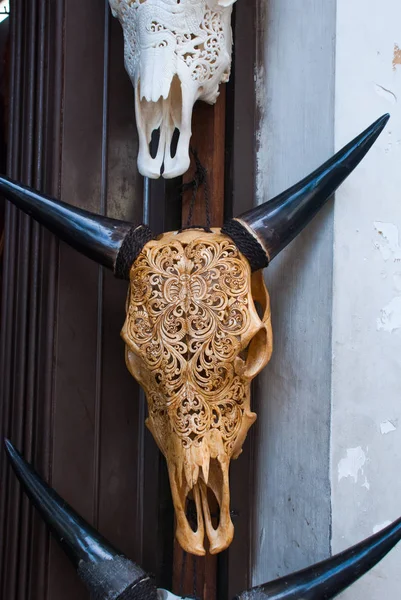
376 112 390 128
4 439 22 466
4 438 14 454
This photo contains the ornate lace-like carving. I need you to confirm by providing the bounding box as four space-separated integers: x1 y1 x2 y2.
109 0 236 178
110 0 233 98
122 230 272 555
125 237 251 454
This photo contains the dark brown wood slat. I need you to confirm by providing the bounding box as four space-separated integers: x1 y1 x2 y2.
3 2 37 596
0 1 149 598
182 91 226 229
17 0 42 595
0 0 20 585
29 0 65 595
98 5 144 567
0 16 9 300
47 1 108 597
0 2 64 599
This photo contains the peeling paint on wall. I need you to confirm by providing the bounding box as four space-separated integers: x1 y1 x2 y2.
393 43 401 70
255 63 267 203
380 420 397 434
374 222 401 262
332 3 401 597
362 477 370 491
393 273 401 292
373 521 392 534
377 296 401 333
338 447 367 484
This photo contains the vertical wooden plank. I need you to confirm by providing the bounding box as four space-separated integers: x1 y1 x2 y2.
0 2 22 594
98 6 144 564
182 91 226 228
0 16 8 295
172 91 226 600
47 1 106 597
0 1 64 599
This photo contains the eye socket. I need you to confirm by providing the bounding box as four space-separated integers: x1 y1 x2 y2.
170 128 180 158
254 300 264 320
242 326 269 379
149 127 160 159
185 496 198 532
204 465 221 531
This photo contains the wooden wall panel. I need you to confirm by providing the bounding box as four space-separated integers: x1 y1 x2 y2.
0 2 63 598
0 1 258 598
0 1 173 598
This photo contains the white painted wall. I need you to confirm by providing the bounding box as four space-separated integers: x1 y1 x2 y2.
252 0 335 585
332 0 401 597
253 0 401 596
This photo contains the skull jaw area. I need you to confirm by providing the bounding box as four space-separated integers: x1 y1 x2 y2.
168 453 235 557
146 419 257 556
175 479 235 557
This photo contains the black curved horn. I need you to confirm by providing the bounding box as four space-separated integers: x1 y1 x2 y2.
4 439 159 600
223 114 389 270
235 516 401 599
0 177 153 278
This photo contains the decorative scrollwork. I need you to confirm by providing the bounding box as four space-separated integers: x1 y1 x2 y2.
121 229 273 555
123 231 271 455
109 0 233 91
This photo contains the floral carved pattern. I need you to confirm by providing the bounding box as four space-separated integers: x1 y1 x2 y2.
109 0 232 89
125 236 251 454
122 230 273 555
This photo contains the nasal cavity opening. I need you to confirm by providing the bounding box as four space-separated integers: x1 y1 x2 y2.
170 128 180 158
149 128 160 159
206 484 220 531
186 495 199 533
169 75 182 159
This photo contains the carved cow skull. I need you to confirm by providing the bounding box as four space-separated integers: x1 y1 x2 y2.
0 115 388 556
122 229 272 554
7 438 401 600
108 0 236 179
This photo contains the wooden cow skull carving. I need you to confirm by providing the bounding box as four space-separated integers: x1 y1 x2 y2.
108 0 237 179
122 229 272 554
0 115 388 555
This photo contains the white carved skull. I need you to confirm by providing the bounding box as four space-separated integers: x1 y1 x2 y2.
109 0 237 179
121 229 273 555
